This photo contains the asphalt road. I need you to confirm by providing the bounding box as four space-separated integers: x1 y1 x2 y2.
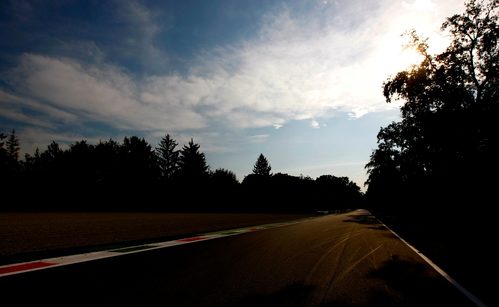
0 210 475 306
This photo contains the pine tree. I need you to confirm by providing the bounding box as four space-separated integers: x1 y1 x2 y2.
155 133 179 180
0 133 7 156
0 133 9 175
178 138 209 180
252 153 271 176
6 129 20 161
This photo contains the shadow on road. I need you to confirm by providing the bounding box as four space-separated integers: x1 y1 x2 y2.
369 256 447 306
366 225 388 231
343 212 380 225
228 283 315 307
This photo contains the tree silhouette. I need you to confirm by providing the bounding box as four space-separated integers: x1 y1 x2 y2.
156 133 179 181
316 175 362 209
43 141 63 161
0 132 6 148
6 130 20 162
0 130 364 212
90 139 121 190
178 138 209 180
121 136 159 184
0 132 12 191
211 168 238 186
0 130 21 200
209 168 240 210
66 140 95 192
252 154 272 176
365 0 498 211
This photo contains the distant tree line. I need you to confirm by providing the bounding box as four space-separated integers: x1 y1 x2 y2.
0 131 362 212
365 0 498 216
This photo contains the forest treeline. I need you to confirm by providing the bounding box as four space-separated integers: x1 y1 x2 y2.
365 0 498 216
0 132 362 212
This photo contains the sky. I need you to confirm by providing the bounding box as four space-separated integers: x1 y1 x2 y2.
0 0 465 188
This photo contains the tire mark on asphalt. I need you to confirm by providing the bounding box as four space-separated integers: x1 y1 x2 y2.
332 243 384 284
304 227 366 283
304 223 365 306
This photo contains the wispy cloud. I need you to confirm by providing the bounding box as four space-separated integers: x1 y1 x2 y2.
0 90 77 122
310 120 320 129
3 54 206 132
113 0 169 72
248 134 270 144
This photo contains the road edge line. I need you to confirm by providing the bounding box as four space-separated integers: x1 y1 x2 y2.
373 213 487 307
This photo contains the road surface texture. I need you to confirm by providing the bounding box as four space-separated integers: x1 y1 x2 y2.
0 210 476 306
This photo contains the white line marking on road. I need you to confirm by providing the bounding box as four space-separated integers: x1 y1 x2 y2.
372 212 488 307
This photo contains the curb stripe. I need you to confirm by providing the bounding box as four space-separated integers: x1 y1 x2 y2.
0 261 56 275
372 212 488 307
0 217 312 278
176 236 208 242
111 245 156 253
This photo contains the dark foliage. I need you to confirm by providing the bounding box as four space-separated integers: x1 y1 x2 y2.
241 171 362 212
211 168 238 187
316 175 362 210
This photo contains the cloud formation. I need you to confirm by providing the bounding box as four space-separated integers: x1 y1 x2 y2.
248 134 270 144
1 0 464 150
4 54 206 132
310 120 320 129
